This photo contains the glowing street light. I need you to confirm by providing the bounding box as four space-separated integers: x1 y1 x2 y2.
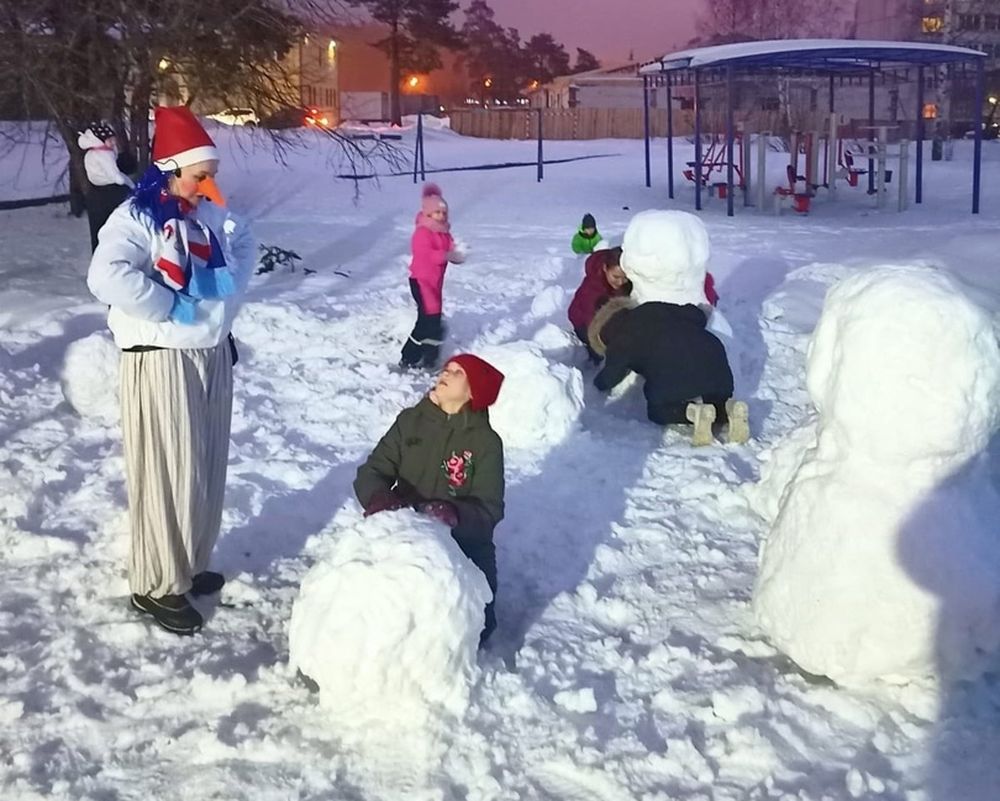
158 58 170 71
483 77 493 88
989 96 998 105
408 76 420 88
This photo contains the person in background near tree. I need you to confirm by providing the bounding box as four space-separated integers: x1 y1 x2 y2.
355 354 505 646
86 106 257 636
568 245 632 364
78 122 135 252
571 212 602 255
400 183 465 370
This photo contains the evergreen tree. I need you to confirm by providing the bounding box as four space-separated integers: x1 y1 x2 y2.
574 48 601 73
524 33 571 84
345 0 463 124
461 0 528 102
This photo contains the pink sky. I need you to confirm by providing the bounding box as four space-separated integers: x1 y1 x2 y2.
484 0 701 66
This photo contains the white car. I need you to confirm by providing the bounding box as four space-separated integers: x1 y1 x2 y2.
206 108 259 127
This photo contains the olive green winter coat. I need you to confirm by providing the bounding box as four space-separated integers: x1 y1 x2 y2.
354 396 505 531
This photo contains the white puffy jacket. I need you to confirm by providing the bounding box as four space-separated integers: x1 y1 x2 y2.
87 199 257 350
78 130 134 188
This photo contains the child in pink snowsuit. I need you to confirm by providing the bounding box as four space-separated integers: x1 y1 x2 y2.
400 183 463 369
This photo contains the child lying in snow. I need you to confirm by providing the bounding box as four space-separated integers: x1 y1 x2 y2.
354 354 506 645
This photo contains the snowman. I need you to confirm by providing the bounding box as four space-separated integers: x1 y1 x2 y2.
753 265 1000 687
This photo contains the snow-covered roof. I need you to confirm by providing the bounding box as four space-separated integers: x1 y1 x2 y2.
640 39 987 74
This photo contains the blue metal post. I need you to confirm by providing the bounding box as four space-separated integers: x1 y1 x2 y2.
973 58 984 213
868 67 876 195
537 108 544 182
916 66 924 204
413 113 421 183
694 69 702 211
667 74 675 199
643 74 651 188
419 112 426 180
726 65 735 217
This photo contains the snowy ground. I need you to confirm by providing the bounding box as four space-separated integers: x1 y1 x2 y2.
1 123 999 801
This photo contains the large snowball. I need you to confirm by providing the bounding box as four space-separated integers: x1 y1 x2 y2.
476 342 584 449
754 265 1000 686
61 331 119 426
620 210 711 307
288 510 491 728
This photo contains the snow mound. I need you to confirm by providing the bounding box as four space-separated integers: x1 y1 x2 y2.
289 510 490 728
754 265 1000 686
620 210 711 307
529 285 567 319
61 331 119 426
477 342 584 449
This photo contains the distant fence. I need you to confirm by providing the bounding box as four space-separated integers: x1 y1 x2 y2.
449 108 901 141
449 108 696 141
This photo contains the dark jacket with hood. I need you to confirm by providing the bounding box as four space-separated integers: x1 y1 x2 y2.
589 298 734 412
354 396 504 535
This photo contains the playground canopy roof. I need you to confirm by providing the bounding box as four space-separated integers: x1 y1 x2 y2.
639 39 987 75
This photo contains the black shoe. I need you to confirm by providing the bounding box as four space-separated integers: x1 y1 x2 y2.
190 571 225 596
130 593 203 635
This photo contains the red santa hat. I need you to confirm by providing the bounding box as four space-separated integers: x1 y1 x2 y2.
448 354 504 411
152 106 219 171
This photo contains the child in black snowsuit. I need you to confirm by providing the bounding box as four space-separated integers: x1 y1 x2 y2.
588 297 746 444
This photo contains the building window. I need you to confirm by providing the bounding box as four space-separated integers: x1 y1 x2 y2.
959 14 981 31
985 14 1000 31
568 87 579 108
922 16 944 33
327 40 337 65
923 102 938 119
761 96 780 111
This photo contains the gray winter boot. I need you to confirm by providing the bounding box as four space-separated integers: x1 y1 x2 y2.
725 399 750 444
686 402 717 446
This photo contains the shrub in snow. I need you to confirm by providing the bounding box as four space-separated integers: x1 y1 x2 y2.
288 510 490 728
61 331 120 426
475 342 583 449
753 265 1000 686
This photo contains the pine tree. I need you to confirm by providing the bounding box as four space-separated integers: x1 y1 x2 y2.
524 33 572 84
345 0 463 125
574 48 601 73
461 0 528 102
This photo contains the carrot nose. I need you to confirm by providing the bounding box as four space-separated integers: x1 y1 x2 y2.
196 176 226 207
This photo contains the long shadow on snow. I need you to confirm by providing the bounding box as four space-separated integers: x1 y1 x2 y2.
716 255 794 423
492 373 664 659
897 432 1000 801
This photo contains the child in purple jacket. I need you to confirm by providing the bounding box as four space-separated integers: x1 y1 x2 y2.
400 183 464 369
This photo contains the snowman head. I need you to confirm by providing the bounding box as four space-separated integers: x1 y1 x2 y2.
620 210 711 307
806 265 1000 464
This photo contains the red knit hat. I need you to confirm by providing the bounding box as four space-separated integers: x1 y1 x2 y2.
448 354 504 411
152 106 219 171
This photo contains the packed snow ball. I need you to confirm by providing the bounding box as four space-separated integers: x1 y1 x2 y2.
620 209 711 307
61 331 120 426
289 510 491 728
475 342 584 449
754 265 1000 687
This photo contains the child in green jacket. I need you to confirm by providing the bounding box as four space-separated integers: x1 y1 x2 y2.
571 213 602 255
354 354 505 645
